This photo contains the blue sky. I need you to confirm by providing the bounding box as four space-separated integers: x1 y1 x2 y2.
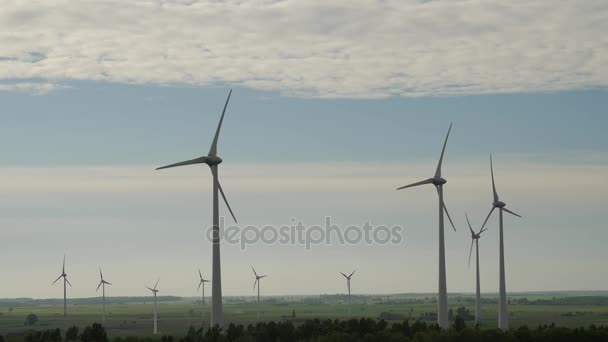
1 0 607 299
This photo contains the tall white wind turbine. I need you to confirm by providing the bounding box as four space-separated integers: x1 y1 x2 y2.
146 279 160 334
156 90 238 326
51 255 71 320
96 268 112 324
396 123 457 328
480 155 521 330
197 269 210 326
466 213 487 326
252 267 268 322
340 270 356 317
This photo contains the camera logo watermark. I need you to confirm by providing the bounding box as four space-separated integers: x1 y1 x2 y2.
205 217 405 251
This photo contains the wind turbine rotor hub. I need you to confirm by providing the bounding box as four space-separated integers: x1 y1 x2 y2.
432 177 447 185
495 201 506 208
205 155 223 166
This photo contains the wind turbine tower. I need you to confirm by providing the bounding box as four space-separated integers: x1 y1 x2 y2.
51 255 72 320
480 156 521 330
96 268 112 324
156 90 238 326
466 214 487 325
146 279 160 334
197 269 210 326
396 123 457 328
340 270 356 317
252 267 268 322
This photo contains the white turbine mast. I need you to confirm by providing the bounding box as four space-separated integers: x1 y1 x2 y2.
396 123 457 328
156 90 238 327
480 155 522 330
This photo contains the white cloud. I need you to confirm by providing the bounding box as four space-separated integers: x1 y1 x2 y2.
0 82 70 94
0 0 606 98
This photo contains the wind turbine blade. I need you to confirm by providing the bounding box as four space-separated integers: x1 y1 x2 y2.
490 155 499 203
503 207 522 218
468 238 474 269
442 201 457 232
340 272 348 278
209 89 232 157
218 180 238 223
349 270 356 278
465 213 475 235
62 255 65 274
396 178 434 191
198 268 203 281
260 275 268 279
480 207 495 231
197 281 202 292
65 278 72 287
97 282 102 292
146 286 154 291
251 266 258 277
99 267 104 281
156 156 207 170
52 275 62 285
154 278 160 290
105 281 112 286
253 278 258 291
435 122 453 178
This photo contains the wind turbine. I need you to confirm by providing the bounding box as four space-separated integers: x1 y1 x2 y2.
51 255 71 320
96 268 112 324
146 279 160 334
340 270 356 317
480 155 521 330
466 213 487 326
396 123 457 328
252 267 267 322
197 269 210 326
156 90 237 327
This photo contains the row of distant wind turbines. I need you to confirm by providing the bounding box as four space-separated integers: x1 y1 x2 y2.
52 89 521 332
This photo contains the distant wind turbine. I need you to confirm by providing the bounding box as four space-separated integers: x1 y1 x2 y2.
340 270 356 317
156 90 237 326
480 155 521 330
197 269 210 326
466 213 487 326
146 279 160 334
396 123 457 328
51 255 71 320
96 268 112 324
252 267 267 322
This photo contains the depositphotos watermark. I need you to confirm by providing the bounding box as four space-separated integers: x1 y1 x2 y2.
204 217 405 251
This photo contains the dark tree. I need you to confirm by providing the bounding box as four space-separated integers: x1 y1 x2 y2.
80 323 108 342
453 316 466 332
65 326 79 341
24 313 39 326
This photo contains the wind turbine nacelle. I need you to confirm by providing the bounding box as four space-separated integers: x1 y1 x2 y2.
495 201 506 208
432 177 447 185
206 155 223 166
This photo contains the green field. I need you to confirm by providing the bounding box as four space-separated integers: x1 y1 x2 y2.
2 293 608 339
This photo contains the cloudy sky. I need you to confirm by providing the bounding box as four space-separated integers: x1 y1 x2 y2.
1 0 607 299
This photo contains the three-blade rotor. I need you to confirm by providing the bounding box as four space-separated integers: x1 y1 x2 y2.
396 123 457 232
252 267 267 290
97 268 112 291
155 90 237 223
52 255 71 287
480 156 522 231
197 269 210 291
466 213 486 268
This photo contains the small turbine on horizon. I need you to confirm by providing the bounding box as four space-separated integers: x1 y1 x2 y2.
197 269 210 326
252 267 268 322
146 279 160 334
96 268 112 324
156 90 238 327
396 123 457 328
51 255 71 320
480 155 521 330
466 213 487 326
340 270 356 317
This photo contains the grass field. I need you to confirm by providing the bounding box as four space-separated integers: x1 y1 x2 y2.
2 293 608 339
